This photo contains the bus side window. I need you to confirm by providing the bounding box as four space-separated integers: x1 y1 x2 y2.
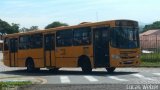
9 39 18 52
4 38 9 51
56 30 73 47
19 35 30 49
30 33 43 48
73 27 91 46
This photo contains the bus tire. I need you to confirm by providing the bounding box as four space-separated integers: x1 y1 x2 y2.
26 58 35 72
106 67 116 73
35 68 40 71
49 68 59 72
78 56 92 73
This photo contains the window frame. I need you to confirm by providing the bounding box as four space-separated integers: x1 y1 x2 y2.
73 27 92 46
30 33 43 49
44 34 55 50
9 38 18 52
56 29 73 47
4 37 9 51
19 35 30 50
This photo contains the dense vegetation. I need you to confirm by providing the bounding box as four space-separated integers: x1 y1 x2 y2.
0 19 19 35
0 19 39 34
0 19 69 35
45 21 68 29
142 21 160 32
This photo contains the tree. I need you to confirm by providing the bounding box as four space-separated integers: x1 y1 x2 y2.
0 19 12 34
11 23 20 33
19 26 39 32
30 26 38 31
0 19 19 35
19 27 29 32
45 21 68 29
143 21 160 32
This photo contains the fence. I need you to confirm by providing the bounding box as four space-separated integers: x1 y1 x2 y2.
140 35 160 66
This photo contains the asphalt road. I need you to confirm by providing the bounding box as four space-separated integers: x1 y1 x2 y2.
1 66 160 84
1 63 160 90
1 52 160 90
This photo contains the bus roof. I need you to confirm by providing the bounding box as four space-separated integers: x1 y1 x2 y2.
3 19 137 37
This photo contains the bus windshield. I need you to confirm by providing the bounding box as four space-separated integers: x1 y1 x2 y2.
111 27 139 49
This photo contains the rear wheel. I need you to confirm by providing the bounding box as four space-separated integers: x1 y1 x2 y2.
49 68 59 72
106 67 116 73
82 65 92 73
35 68 40 71
26 60 35 72
79 56 92 73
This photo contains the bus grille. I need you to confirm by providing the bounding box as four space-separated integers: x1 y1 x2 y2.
120 51 137 59
120 51 137 54
123 60 134 64
120 56 135 59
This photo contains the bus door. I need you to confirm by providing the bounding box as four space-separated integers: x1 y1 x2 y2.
93 27 110 67
9 38 18 67
44 34 56 67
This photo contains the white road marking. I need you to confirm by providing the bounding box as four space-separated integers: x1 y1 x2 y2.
132 74 155 81
108 76 128 81
60 76 70 83
152 73 160 76
84 76 98 82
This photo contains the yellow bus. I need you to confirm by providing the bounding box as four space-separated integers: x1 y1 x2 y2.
3 19 140 73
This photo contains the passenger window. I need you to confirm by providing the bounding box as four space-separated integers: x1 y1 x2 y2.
30 33 43 48
10 39 18 52
19 35 30 49
4 38 9 50
73 27 91 46
56 30 73 47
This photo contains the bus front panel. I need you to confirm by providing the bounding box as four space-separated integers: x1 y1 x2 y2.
109 26 140 67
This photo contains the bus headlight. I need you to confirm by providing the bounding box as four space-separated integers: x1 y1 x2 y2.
112 54 120 59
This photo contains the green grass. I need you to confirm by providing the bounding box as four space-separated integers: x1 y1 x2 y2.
141 53 160 62
0 81 32 90
140 61 160 67
140 53 160 66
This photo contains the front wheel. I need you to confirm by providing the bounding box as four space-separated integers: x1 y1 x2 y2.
81 58 92 73
106 67 116 73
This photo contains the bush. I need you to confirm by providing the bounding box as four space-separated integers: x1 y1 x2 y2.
141 53 160 62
